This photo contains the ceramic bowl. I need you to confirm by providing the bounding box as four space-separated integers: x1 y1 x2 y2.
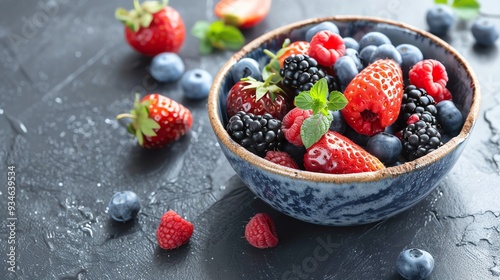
207 16 480 226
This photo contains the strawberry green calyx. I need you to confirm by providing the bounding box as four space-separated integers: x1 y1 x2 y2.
262 39 291 83
115 0 168 32
116 94 160 146
241 74 285 102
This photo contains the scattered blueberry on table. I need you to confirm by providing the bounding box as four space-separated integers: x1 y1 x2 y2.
149 52 185 83
108 191 141 222
396 248 435 280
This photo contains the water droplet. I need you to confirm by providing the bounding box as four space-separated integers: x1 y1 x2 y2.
55 97 62 104
59 182 64 186
97 183 101 187
75 51 81 58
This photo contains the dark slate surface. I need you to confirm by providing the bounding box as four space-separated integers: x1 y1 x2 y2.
1 0 499 279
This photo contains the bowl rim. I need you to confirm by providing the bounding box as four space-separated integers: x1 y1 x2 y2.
207 15 481 183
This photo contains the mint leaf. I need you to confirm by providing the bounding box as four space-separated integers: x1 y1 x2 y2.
295 91 314 110
191 21 245 54
327 91 348 112
191 21 210 39
301 113 333 149
308 78 329 115
434 0 449 4
452 0 479 9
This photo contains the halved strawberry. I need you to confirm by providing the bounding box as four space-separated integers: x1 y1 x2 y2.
214 0 271 29
341 59 404 136
226 76 290 120
116 94 193 148
304 131 384 174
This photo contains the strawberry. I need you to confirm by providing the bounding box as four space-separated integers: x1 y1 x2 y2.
264 151 299 169
245 213 278 249
156 210 194 250
341 59 404 136
214 0 271 29
115 0 185 56
304 131 385 174
117 94 193 149
226 76 290 120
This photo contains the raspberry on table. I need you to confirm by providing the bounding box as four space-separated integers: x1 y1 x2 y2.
409 59 451 102
156 210 194 250
245 213 278 249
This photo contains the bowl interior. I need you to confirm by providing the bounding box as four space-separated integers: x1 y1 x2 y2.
208 16 480 182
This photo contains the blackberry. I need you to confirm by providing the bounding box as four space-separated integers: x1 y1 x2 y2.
226 111 284 157
279 54 338 95
402 120 443 160
399 85 438 127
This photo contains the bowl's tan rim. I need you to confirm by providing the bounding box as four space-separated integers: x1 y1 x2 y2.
208 15 481 184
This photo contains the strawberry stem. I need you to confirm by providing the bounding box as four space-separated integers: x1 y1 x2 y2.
133 0 143 14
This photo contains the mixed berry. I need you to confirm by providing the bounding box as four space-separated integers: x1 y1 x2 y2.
224 22 465 174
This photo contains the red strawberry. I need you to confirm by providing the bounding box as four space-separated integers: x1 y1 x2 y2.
115 0 185 56
245 213 278 249
264 151 299 169
304 131 384 174
409 59 452 102
156 210 194 250
341 59 404 136
117 94 193 149
282 107 313 147
214 0 271 29
308 30 346 67
226 77 290 120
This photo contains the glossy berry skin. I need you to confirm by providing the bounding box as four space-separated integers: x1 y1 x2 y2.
156 210 194 250
277 41 310 68
305 21 340 42
341 59 404 136
150 53 185 83
283 142 306 169
245 213 278 249
181 69 213 100
125 6 185 56
436 100 463 134
329 110 347 134
108 191 141 222
334 56 359 90
345 48 363 71
343 37 359 51
264 150 299 169
308 30 346 67
366 132 402 164
358 31 392 50
471 18 499 47
369 43 403 65
409 59 451 102
231 57 262 83
396 44 424 77
359 45 377 67
426 4 455 36
396 248 435 280
304 131 384 174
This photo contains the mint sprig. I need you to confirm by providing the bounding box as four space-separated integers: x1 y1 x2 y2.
295 78 348 148
191 21 245 54
435 0 480 19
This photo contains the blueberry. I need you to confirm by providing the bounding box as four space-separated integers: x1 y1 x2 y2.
396 44 424 76
358 31 392 50
149 52 185 83
231 57 262 83
359 45 377 67
334 56 359 90
366 132 402 164
181 69 213 100
426 4 455 36
108 191 141 222
396 248 435 280
283 142 306 169
436 100 463 134
345 48 363 71
305 21 340 42
471 18 499 47
343 37 360 51
369 43 403 65
344 126 371 147
329 110 347 134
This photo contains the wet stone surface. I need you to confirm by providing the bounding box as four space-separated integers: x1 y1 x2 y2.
1 0 500 279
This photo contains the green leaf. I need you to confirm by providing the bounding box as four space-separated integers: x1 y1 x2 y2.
300 113 333 149
453 7 479 19
255 87 268 101
295 91 314 110
115 8 130 23
191 21 210 39
310 78 329 101
135 126 144 146
141 1 165 14
140 13 153 28
452 0 479 9
434 0 449 4
327 91 348 112
199 39 213 54
191 20 245 54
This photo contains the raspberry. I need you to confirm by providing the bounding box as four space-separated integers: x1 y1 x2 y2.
282 107 313 146
409 59 452 102
156 210 194 250
264 151 299 169
244 213 278 249
308 30 346 67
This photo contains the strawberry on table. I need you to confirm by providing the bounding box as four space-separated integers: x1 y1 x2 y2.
214 0 272 29
341 59 404 136
304 131 385 174
226 76 290 120
115 0 185 56
116 94 193 149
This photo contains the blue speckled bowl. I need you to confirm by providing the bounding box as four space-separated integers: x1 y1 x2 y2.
207 16 480 226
